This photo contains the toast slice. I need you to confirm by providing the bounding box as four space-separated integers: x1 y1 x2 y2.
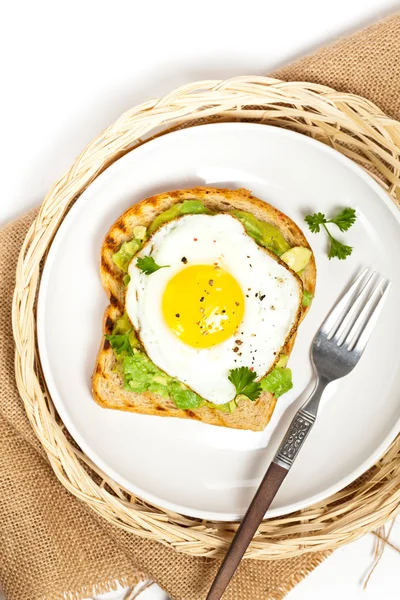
92 187 316 431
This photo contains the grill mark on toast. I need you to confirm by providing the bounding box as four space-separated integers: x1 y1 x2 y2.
110 294 119 307
115 219 128 233
105 235 116 250
105 316 114 332
101 256 114 275
186 410 200 420
104 339 111 350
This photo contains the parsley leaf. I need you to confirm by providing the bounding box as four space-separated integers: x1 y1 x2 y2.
327 207 356 232
327 234 353 260
228 367 262 402
305 207 356 260
105 333 134 357
136 255 170 275
304 212 326 233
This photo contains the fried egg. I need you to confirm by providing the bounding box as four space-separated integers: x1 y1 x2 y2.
126 214 301 404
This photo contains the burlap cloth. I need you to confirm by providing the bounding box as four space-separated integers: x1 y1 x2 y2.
1 13 400 600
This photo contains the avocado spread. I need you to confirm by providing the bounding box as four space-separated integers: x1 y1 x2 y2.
148 199 212 235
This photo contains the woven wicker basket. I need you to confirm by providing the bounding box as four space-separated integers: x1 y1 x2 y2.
13 76 400 560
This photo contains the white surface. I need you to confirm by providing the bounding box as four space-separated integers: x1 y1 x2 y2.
2 0 400 598
37 122 400 520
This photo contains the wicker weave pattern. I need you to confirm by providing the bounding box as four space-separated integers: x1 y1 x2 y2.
12 77 400 559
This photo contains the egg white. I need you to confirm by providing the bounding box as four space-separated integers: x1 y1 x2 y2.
126 214 301 404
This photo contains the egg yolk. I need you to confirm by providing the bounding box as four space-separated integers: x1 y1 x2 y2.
162 265 245 348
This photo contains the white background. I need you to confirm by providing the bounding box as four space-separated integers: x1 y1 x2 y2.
2 1 400 599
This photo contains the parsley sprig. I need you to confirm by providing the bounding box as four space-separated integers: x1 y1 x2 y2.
104 333 134 356
305 208 356 260
136 255 170 275
228 367 262 402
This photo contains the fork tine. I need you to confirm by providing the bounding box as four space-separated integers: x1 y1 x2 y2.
321 267 370 338
333 272 378 345
347 278 391 353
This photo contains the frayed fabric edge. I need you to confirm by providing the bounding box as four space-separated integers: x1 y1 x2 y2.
55 574 146 600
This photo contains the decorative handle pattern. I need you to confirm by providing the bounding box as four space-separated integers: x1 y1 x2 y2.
274 409 316 469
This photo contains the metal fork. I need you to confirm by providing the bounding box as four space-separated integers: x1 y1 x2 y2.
206 268 391 600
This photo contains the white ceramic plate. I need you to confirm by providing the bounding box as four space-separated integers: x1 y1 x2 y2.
37 123 400 521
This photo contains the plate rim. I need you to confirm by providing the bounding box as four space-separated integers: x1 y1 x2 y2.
37 121 400 521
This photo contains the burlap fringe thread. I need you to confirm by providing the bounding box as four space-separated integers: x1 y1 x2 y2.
12 77 400 560
89 526 400 599
57 576 141 600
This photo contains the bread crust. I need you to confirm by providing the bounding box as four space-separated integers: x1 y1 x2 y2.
92 187 316 431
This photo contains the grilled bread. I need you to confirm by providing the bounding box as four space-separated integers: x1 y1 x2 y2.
92 187 316 431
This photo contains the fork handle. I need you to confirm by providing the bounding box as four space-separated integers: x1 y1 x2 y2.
274 379 326 469
273 408 316 469
206 462 288 600
206 380 327 600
